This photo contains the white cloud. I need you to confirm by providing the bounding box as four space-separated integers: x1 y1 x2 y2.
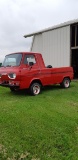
0 0 78 62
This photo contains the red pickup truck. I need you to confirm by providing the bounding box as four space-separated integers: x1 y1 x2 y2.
0 52 73 95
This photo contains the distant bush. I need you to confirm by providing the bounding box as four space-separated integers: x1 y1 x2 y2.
0 63 2 67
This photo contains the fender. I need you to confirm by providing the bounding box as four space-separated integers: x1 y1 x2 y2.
29 78 43 87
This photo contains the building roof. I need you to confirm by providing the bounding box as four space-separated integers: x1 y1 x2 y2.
24 18 78 38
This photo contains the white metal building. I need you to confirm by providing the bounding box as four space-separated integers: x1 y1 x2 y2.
24 19 78 78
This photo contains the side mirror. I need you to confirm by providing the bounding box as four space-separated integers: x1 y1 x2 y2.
29 62 34 66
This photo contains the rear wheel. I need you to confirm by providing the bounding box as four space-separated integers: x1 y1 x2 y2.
61 78 70 88
30 83 41 96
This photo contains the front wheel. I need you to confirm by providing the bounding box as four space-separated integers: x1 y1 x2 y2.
61 78 70 88
10 87 19 92
29 83 41 96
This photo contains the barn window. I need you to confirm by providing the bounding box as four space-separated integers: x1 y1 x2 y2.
71 24 78 47
76 25 78 46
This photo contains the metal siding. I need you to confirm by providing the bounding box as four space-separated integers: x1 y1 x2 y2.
31 34 43 53
31 26 70 67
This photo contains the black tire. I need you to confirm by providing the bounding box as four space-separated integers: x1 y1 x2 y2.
10 87 19 92
61 78 70 88
29 83 41 96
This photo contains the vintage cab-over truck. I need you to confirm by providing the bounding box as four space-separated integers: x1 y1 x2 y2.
0 52 73 95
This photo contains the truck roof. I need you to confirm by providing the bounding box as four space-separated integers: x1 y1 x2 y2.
5 52 41 56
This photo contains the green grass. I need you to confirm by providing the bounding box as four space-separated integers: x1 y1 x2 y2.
0 82 78 160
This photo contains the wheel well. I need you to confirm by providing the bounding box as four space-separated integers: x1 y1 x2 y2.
63 77 71 82
30 79 42 87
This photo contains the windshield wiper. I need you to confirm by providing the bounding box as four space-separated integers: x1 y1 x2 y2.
6 65 12 67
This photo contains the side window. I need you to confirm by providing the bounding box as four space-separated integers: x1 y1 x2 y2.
24 55 36 65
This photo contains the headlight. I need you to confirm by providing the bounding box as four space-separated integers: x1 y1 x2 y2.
0 74 2 78
8 73 16 79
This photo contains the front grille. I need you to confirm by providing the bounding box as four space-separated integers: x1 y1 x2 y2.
2 81 9 84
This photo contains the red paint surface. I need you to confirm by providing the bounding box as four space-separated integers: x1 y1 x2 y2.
0 52 74 89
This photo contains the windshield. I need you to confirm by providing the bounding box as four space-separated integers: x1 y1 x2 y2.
2 53 22 67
